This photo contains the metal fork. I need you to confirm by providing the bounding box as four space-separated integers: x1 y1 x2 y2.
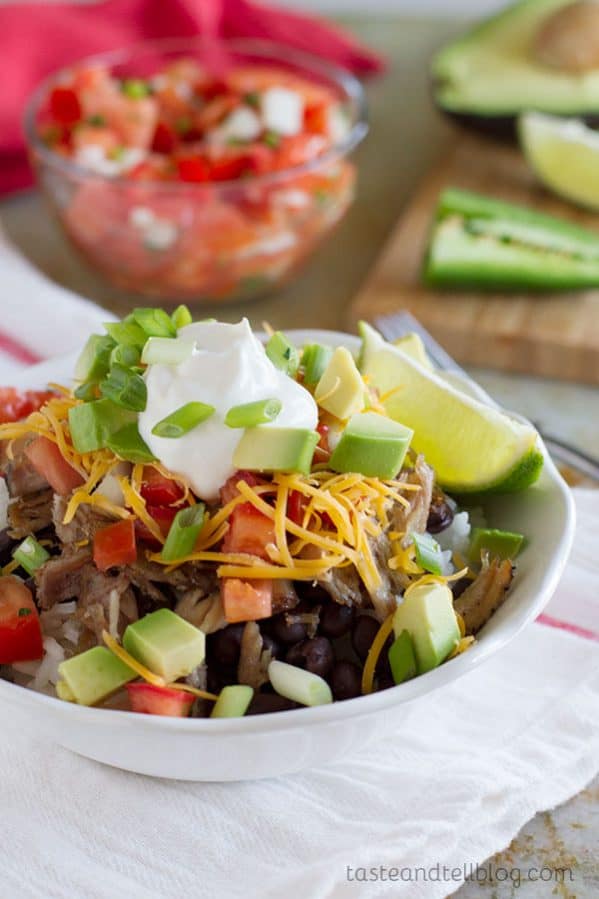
373 311 599 483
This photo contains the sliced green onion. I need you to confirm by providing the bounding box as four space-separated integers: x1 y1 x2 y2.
388 629 417 685
412 531 444 576
469 528 525 563
107 423 156 463
243 91 260 108
100 364 147 412
110 343 141 369
74 381 99 402
13 536 50 576
69 399 135 453
225 398 282 428
151 402 215 438
74 334 115 382
301 343 332 386
171 304 193 330
132 307 176 339
265 331 299 376
161 504 206 562
268 660 332 707
105 320 147 348
121 78 151 99
211 685 254 718
141 337 195 366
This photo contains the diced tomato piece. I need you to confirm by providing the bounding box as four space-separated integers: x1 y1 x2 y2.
93 519 137 571
151 121 178 154
221 578 273 623
199 79 230 101
238 145 275 176
49 87 82 125
222 502 275 559
126 682 194 717
0 576 44 664
208 156 248 182
140 466 184 506
219 470 265 506
24 436 84 496
0 388 54 424
304 102 329 135
287 489 307 526
177 155 211 183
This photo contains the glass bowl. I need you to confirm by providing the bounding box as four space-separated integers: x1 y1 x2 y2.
24 38 368 304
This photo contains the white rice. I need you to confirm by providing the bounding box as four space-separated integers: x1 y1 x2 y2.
436 509 472 558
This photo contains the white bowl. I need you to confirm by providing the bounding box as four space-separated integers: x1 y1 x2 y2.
0 330 575 781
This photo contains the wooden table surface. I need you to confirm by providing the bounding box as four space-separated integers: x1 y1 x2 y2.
1 14 597 896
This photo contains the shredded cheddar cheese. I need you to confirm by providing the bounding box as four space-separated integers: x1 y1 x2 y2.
0 388 437 601
361 613 395 695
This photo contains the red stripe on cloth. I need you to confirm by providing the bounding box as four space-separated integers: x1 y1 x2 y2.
0 329 42 366
537 613 599 643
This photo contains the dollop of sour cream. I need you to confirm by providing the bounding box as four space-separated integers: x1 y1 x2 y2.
138 319 318 501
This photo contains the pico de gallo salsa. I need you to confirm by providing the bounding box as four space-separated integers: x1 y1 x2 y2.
32 56 360 300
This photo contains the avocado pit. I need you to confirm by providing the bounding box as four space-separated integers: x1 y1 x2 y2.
534 1 599 73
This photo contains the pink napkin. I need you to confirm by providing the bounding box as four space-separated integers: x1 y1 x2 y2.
0 0 383 195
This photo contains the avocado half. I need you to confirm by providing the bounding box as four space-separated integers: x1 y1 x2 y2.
432 0 599 139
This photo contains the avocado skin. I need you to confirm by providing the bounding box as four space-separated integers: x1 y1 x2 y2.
435 106 599 143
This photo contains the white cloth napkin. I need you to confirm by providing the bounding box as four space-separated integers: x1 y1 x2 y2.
0 227 111 382
0 230 598 899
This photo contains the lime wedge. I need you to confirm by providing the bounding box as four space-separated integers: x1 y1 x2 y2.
359 322 543 494
520 112 599 211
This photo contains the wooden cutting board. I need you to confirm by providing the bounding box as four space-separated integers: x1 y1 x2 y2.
348 133 599 384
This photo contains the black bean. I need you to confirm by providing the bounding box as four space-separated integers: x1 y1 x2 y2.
206 665 236 695
427 496 454 534
285 636 334 678
376 671 396 692
330 661 362 701
260 633 281 659
351 615 380 661
319 602 354 639
208 624 245 667
247 693 299 715
352 615 392 673
271 613 308 645
294 582 330 604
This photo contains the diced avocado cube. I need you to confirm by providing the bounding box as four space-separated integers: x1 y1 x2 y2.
265 331 300 376
56 680 75 702
122 609 205 682
314 347 365 420
392 333 434 370
211 684 254 718
388 629 418 685
329 411 413 479
393 582 460 674
57 646 136 706
469 527 524 562
68 399 135 453
301 343 333 386
233 427 319 475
